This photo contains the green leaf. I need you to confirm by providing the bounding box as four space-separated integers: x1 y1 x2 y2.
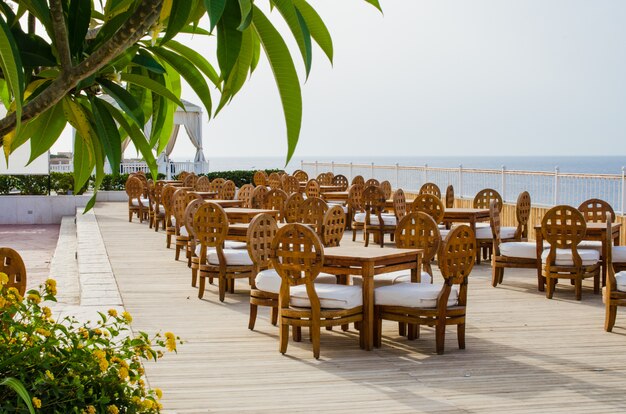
67 0 91 56
237 0 253 31
91 96 122 174
0 13 24 160
216 26 253 114
271 0 312 77
204 0 226 32
149 47 212 117
293 0 333 63
25 103 66 163
99 78 145 127
132 50 166 74
177 24 211 36
1 378 35 414
250 32 260 74
85 124 106 212
17 0 52 35
63 97 95 191
162 39 220 87
252 6 302 164
216 0 242 79
364 0 383 12
162 0 193 44
120 73 185 109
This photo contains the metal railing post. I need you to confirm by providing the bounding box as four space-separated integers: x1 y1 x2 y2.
331 161 335 174
395 163 400 188
501 165 506 202
553 166 559 205
424 164 428 183
371 162 375 179
350 162 353 181
315 160 319 177
621 166 625 215
459 164 463 199
300 160 303 172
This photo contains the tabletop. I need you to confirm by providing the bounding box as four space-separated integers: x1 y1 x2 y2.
534 222 621 232
323 246 422 262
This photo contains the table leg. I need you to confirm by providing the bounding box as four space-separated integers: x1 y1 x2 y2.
535 231 545 292
361 262 375 351
602 234 608 288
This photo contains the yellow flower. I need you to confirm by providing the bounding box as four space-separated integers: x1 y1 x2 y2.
155 388 163 399
0 297 6 308
122 311 132 323
118 367 129 380
86 406 96 414
42 306 52 319
79 327 89 339
0 272 8 285
45 370 54 381
27 292 41 304
106 405 119 414
99 358 109 372
93 328 102 336
108 309 118 318
32 397 41 408
142 399 154 410
165 332 176 352
45 279 57 295
7 287 22 302
35 328 51 337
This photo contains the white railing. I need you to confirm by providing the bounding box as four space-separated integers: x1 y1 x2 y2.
301 161 626 214
57 160 209 176
50 164 72 172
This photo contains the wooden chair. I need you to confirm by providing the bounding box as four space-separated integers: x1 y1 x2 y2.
490 200 540 288
177 171 190 182
152 181 166 231
445 185 454 209
514 191 531 240
294 170 308 183
348 184 364 235
322 205 346 247
209 178 225 194
296 197 329 237
195 202 254 301
397 212 441 278
254 170 268 186
380 180 392 200
410 193 445 225
541 205 600 300
237 184 254 208
0 247 27 296
317 172 332 185
186 198 205 286
250 185 268 209
578 198 615 223
392 189 407 222
374 225 475 354
365 178 380 187
219 180 236 200
183 174 198 188
172 188 191 261
162 185 178 249
282 175 299 194
473 188 502 211
357 185 396 247
264 189 288 222
332 174 349 191
603 214 626 331
195 176 211 192
473 188 503 263
125 176 146 223
305 179 320 199
284 193 304 223
272 224 363 359
420 182 441 199
268 172 282 190
351 175 365 186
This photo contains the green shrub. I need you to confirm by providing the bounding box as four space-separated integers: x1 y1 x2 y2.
198 169 283 187
0 275 179 413
14 176 49 195
0 175 16 194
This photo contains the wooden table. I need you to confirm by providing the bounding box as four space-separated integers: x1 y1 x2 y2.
299 183 345 193
203 199 243 208
189 191 219 199
442 208 489 232
385 198 415 210
534 222 621 288
223 207 278 223
322 191 349 202
321 246 423 351
227 222 289 241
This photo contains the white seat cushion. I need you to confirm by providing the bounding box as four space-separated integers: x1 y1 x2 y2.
255 270 337 294
342 205 349 214
224 241 247 249
476 226 516 240
541 248 600 266
179 226 189 237
615 271 626 292
315 273 338 284
352 271 432 287
353 212 396 226
440 229 450 238
500 242 538 259
290 284 362 309
613 246 626 263
131 199 148 207
375 283 459 308
208 248 253 266
578 240 602 253
194 245 216 257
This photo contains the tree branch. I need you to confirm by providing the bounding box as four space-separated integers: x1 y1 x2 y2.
49 0 72 69
0 0 163 145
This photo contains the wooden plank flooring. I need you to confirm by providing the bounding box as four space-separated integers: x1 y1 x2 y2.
94 202 626 413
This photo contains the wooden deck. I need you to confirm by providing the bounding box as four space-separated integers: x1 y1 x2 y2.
94 202 626 413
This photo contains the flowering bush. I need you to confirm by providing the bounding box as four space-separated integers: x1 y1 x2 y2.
0 274 180 413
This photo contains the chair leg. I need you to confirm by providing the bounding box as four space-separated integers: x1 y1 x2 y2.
197 275 205 299
292 326 302 342
435 321 446 355
475 250 481 265
374 311 382 348
248 303 258 330
311 323 321 359
279 318 289 355
218 275 226 302
398 322 406 336
175 244 181 261
575 278 582 301
605 304 617 332
191 267 198 287
546 276 554 299
594 273 600 294
457 323 466 349
491 265 499 287
499 267 504 284
270 306 278 326
166 234 172 249
352 227 357 242
408 324 419 340
128 211 132 222
364 231 369 247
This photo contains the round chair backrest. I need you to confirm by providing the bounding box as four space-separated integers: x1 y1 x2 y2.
347 184 364 211
473 188 502 212
285 193 304 223
392 189 407 221
420 182 441 199
365 178 380 187
172 188 189 227
268 172 282 190
125 176 143 200
578 198 615 223
184 198 205 239
209 178 225 193
297 197 329 235
195 176 211 192
282 175 299 194
265 189 288 221
294 170 308 183
185 192 202 206
351 175 365 186
154 181 165 204
515 191 531 239
161 184 177 216
219 180 236 200
237 184 254 208
332 174 349 190
541 205 587 250
0 247 27 296
250 185 268 209
136 174 149 198
395 212 441 264
305 179 320 199
322 205 346 247
183 174 198 188
271 224 324 288
380 180 392 200
489 199 502 243
254 170 268 186
411 193 445 224
445 185 454 209
247 213 279 268
194 202 229 250
438 225 476 284
362 185 385 215
177 171 190 182
316 172 332 185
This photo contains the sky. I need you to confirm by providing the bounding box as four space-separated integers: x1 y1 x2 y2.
50 0 626 161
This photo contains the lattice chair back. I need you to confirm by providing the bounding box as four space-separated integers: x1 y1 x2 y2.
411 193 445 224
250 185 268 209
125 176 143 203
271 224 324 290
219 180 236 200
294 170 308 183
209 178 225 193
177 171 190 182
183 174 198 188
296 197 329 235
0 247 27 296
194 202 229 258
285 193 304 223
351 175 365 186
254 170 268 186
282 175 300 194
237 184 254 208
489 199 502 247
195 176 211 192
161 185 177 224
264 189 288 222
395 212 441 274
515 191 531 239
380 180 392 200
347 184 364 212
172 188 189 230
578 198 615 223
184 199 205 241
247 213 279 270
419 182 441 199
322 205 346 247
365 178 380 187
305 179 320 199
392 189 407 220
473 188 502 212
362 185 386 226
332 174 349 190
316 172 332 185
268 172 283 190
445 185 454 208
438 225 476 306
541 205 587 267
